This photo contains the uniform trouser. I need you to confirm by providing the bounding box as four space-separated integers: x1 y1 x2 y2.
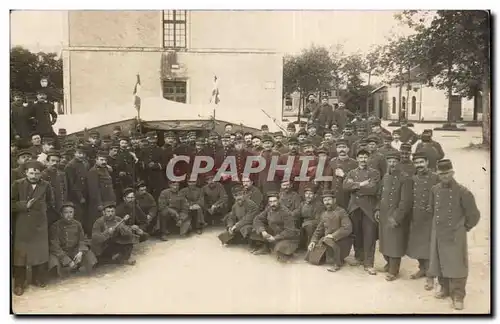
98 243 133 263
189 209 205 230
418 259 432 277
438 277 467 301
326 237 353 266
383 255 402 276
160 210 191 236
350 209 378 267
13 263 48 287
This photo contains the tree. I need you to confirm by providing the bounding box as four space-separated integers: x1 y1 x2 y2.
363 45 384 114
339 53 372 113
10 46 63 102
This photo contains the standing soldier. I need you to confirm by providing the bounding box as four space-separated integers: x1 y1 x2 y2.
332 102 355 131
277 136 302 192
65 145 89 226
325 139 358 209
375 152 413 281
41 150 68 226
391 129 403 151
428 159 481 310
140 132 164 199
366 135 387 177
395 120 418 145
273 131 289 154
415 130 444 171
343 149 380 275
243 132 254 150
31 90 57 138
86 150 116 236
116 137 137 196
306 124 323 148
398 143 416 175
251 192 300 262
107 144 121 198
84 130 101 167
322 129 337 159
378 134 399 157
342 125 357 150
11 160 55 296
158 180 191 239
11 91 33 144
256 135 280 195
406 152 440 291
311 97 334 131
12 150 33 183
307 190 353 272
28 132 44 158
234 135 256 183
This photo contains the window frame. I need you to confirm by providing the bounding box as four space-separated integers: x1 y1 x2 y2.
411 96 417 115
162 80 187 103
392 97 396 114
163 10 187 50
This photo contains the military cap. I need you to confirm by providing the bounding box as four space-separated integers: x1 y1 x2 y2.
89 130 100 137
122 187 135 197
63 148 75 157
308 123 317 129
303 185 315 193
287 122 296 130
195 137 205 144
234 135 244 142
356 149 370 157
42 137 55 144
234 130 243 136
370 119 382 126
274 131 284 137
113 126 122 131
385 151 401 161
412 151 428 161
287 136 299 144
16 149 33 159
222 133 231 140
102 134 112 140
383 133 393 141
261 135 274 143
316 147 328 155
400 143 412 152
422 129 433 135
366 135 379 144
335 139 349 147
24 160 44 171
29 131 41 138
46 150 61 158
165 131 176 138
252 134 261 140
266 191 279 198
102 201 116 210
302 138 313 146
60 201 76 211
323 129 333 135
243 132 253 137
12 90 23 97
110 143 120 150
321 190 335 198
232 185 245 196
299 121 307 127
437 159 453 173
96 150 108 158
261 124 269 130
297 129 308 136
119 136 130 142
392 129 401 135
421 129 433 138
58 128 67 136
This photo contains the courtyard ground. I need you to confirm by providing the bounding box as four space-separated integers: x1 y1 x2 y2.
12 123 491 314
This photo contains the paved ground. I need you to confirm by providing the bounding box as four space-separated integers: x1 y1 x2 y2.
12 124 491 314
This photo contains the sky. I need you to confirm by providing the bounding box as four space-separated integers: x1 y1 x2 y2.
10 10 413 55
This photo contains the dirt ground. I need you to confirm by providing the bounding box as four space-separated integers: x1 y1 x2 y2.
12 123 491 314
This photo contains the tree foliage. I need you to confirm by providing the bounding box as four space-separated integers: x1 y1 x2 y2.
10 46 63 101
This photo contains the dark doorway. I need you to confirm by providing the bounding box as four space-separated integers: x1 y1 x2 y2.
450 95 462 121
378 99 384 118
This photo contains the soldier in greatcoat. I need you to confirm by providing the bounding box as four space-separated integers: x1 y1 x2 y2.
241 176 264 210
256 135 280 195
140 132 165 199
179 177 206 234
395 120 418 145
158 180 191 239
375 152 413 281
115 188 150 242
48 202 97 277
292 186 325 248
11 150 33 183
307 190 353 272
272 131 289 155
91 202 138 266
406 152 440 291
11 160 55 296
31 90 57 138
332 102 355 131
398 143 416 175
250 192 300 262
86 150 116 236
378 134 399 157
135 181 159 235
428 159 480 310
84 130 101 167
343 149 380 275
41 150 68 226
277 136 302 192
201 171 229 225
65 145 90 226
116 137 137 195
279 180 301 216
11 92 33 142
366 135 387 177
219 185 260 246
415 129 445 160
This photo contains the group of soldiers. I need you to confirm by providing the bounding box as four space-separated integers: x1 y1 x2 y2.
10 103 480 311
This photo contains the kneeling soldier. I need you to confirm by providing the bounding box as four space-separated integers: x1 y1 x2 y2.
307 190 353 272
158 180 191 239
250 192 300 262
218 185 259 246
180 176 206 234
49 202 97 277
91 202 139 266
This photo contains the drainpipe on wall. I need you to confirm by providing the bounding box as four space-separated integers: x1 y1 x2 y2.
419 83 423 121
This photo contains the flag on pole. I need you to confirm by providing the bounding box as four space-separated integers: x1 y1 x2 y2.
133 74 141 112
209 75 220 105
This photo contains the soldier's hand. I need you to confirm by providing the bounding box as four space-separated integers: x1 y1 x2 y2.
148 162 155 168
69 261 76 269
146 214 152 222
73 252 83 264
261 231 270 239
14 135 20 140
107 227 115 235
80 198 86 204
119 171 126 177
308 242 316 251
131 225 139 231
388 217 398 228
374 211 380 222
107 165 113 172
360 180 370 187
228 226 234 235
335 168 345 177
267 235 276 242
325 234 334 240
26 198 35 209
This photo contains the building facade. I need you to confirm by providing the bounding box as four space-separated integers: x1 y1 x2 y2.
62 10 287 119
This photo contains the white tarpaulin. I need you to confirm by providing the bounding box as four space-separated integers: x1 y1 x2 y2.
54 97 282 134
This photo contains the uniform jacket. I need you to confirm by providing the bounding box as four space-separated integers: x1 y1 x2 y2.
42 167 68 212
65 158 90 203
325 156 358 208
343 167 381 221
136 191 158 217
49 218 89 266
311 206 353 243
31 101 57 136
91 216 138 256
87 165 116 219
253 205 299 241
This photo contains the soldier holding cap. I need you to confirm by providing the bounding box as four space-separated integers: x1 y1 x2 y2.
86 150 116 236
428 159 480 310
48 202 97 277
11 160 55 296
375 151 413 281
406 151 440 291
250 191 300 262
307 190 353 272
91 201 138 266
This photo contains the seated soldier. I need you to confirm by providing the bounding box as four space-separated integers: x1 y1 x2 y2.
292 186 325 249
201 171 228 226
179 176 206 234
250 192 300 262
135 181 159 236
241 176 263 210
91 201 139 266
158 180 191 239
115 188 149 242
279 180 301 215
218 185 260 246
307 190 353 272
49 202 97 277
